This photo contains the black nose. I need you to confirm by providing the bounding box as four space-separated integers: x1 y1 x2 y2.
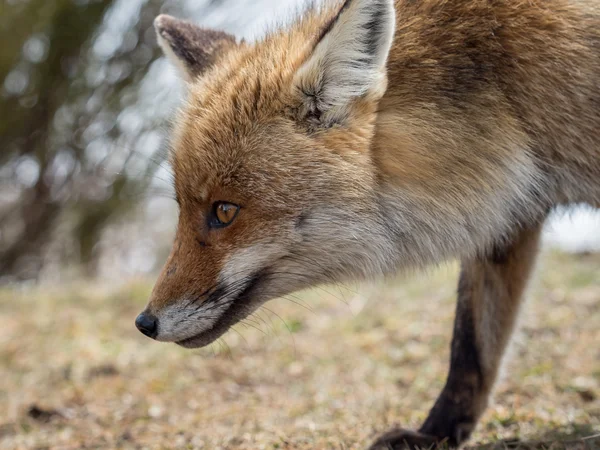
135 312 158 339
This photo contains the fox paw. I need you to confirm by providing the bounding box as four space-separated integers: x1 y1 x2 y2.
368 428 448 450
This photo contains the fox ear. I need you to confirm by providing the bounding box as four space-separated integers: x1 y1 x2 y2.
154 15 238 82
293 0 395 127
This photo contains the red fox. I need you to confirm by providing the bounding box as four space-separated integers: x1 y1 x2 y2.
135 0 600 448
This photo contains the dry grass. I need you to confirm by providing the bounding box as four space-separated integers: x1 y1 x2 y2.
1 250 599 450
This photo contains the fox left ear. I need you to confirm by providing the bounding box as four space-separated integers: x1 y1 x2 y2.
154 14 238 82
293 0 395 127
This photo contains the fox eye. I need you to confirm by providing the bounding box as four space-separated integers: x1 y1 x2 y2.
210 202 240 228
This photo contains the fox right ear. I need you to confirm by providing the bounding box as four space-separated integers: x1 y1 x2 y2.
154 15 238 82
293 0 395 128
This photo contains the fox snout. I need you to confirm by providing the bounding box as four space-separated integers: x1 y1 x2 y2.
135 229 280 348
135 268 267 348
134 225 230 346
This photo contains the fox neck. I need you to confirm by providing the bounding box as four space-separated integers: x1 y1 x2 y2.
370 107 549 269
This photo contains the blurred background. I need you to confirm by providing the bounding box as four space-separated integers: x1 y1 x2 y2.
0 1 599 449
1 0 599 285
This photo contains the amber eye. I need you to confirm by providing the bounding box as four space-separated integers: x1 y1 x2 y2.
210 202 240 228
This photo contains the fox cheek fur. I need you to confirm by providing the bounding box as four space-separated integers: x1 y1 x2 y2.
137 0 600 448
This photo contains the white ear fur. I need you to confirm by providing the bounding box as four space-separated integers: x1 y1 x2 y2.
294 0 396 125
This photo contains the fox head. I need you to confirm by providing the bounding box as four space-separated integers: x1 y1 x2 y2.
136 0 397 347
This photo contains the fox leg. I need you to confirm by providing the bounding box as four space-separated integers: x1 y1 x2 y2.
369 223 543 450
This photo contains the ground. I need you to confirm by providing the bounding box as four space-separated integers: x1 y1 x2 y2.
1 250 599 450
